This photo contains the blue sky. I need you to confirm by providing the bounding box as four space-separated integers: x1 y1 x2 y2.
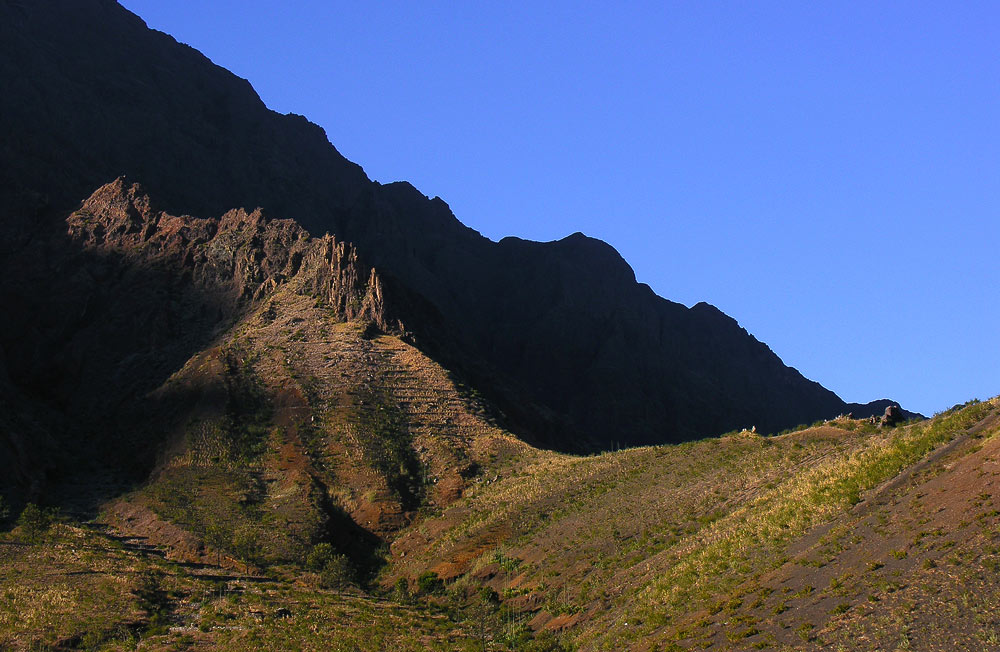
120 1 999 416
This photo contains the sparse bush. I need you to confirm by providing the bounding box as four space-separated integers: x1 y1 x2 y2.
479 586 500 606
17 503 54 542
417 570 444 595
319 556 354 589
306 543 354 589
231 525 262 570
306 542 335 570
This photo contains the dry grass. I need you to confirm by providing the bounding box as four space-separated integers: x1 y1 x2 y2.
387 398 1000 651
0 524 495 651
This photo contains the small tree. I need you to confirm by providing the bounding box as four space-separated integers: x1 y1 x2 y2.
319 554 354 589
306 543 354 589
479 587 500 606
203 523 228 567
17 503 52 542
475 587 501 652
0 495 9 525
392 577 410 603
306 542 336 571
231 525 261 574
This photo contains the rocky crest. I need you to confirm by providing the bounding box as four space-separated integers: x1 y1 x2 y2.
67 178 395 331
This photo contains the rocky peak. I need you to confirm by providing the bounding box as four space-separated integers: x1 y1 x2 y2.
66 178 395 329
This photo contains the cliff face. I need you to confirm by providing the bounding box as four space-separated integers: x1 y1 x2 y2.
66 178 394 332
1 0 873 459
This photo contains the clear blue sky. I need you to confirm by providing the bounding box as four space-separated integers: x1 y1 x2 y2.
120 1 999 416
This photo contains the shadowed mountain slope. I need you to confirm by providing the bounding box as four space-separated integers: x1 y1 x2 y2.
1 0 901 463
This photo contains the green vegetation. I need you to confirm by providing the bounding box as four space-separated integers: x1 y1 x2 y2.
307 543 355 589
389 397 999 651
417 570 445 595
354 383 425 510
16 503 55 543
0 524 494 651
10 285 998 652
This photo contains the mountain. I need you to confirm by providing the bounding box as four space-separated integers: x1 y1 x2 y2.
2 175 520 565
0 0 905 469
0 4 988 651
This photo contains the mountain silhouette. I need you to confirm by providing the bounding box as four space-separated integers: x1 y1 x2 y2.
0 0 907 478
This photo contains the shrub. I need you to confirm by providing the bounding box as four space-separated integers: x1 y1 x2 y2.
17 503 54 542
319 555 354 589
306 543 354 589
417 570 444 595
306 542 335 570
231 525 262 570
479 586 500 606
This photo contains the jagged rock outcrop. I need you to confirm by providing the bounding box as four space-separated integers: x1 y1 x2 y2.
844 398 922 423
881 404 904 427
67 178 394 330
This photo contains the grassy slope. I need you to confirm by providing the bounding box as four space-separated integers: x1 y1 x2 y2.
4 390 998 650
0 525 481 652
388 398 1000 651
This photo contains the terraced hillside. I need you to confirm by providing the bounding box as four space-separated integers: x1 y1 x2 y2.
107 284 528 567
0 524 484 652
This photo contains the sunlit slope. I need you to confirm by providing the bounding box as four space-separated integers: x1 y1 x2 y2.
0 524 482 652
388 399 1000 650
107 280 528 576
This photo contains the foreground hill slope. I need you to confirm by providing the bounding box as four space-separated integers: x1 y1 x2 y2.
3 386 995 650
387 398 1000 650
0 524 488 652
0 0 898 455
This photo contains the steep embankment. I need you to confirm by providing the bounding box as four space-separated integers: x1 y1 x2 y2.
1 0 886 456
387 398 1000 650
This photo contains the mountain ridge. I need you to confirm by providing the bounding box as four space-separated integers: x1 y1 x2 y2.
0 0 909 463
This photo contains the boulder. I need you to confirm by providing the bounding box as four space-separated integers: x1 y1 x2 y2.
880 404 904 428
